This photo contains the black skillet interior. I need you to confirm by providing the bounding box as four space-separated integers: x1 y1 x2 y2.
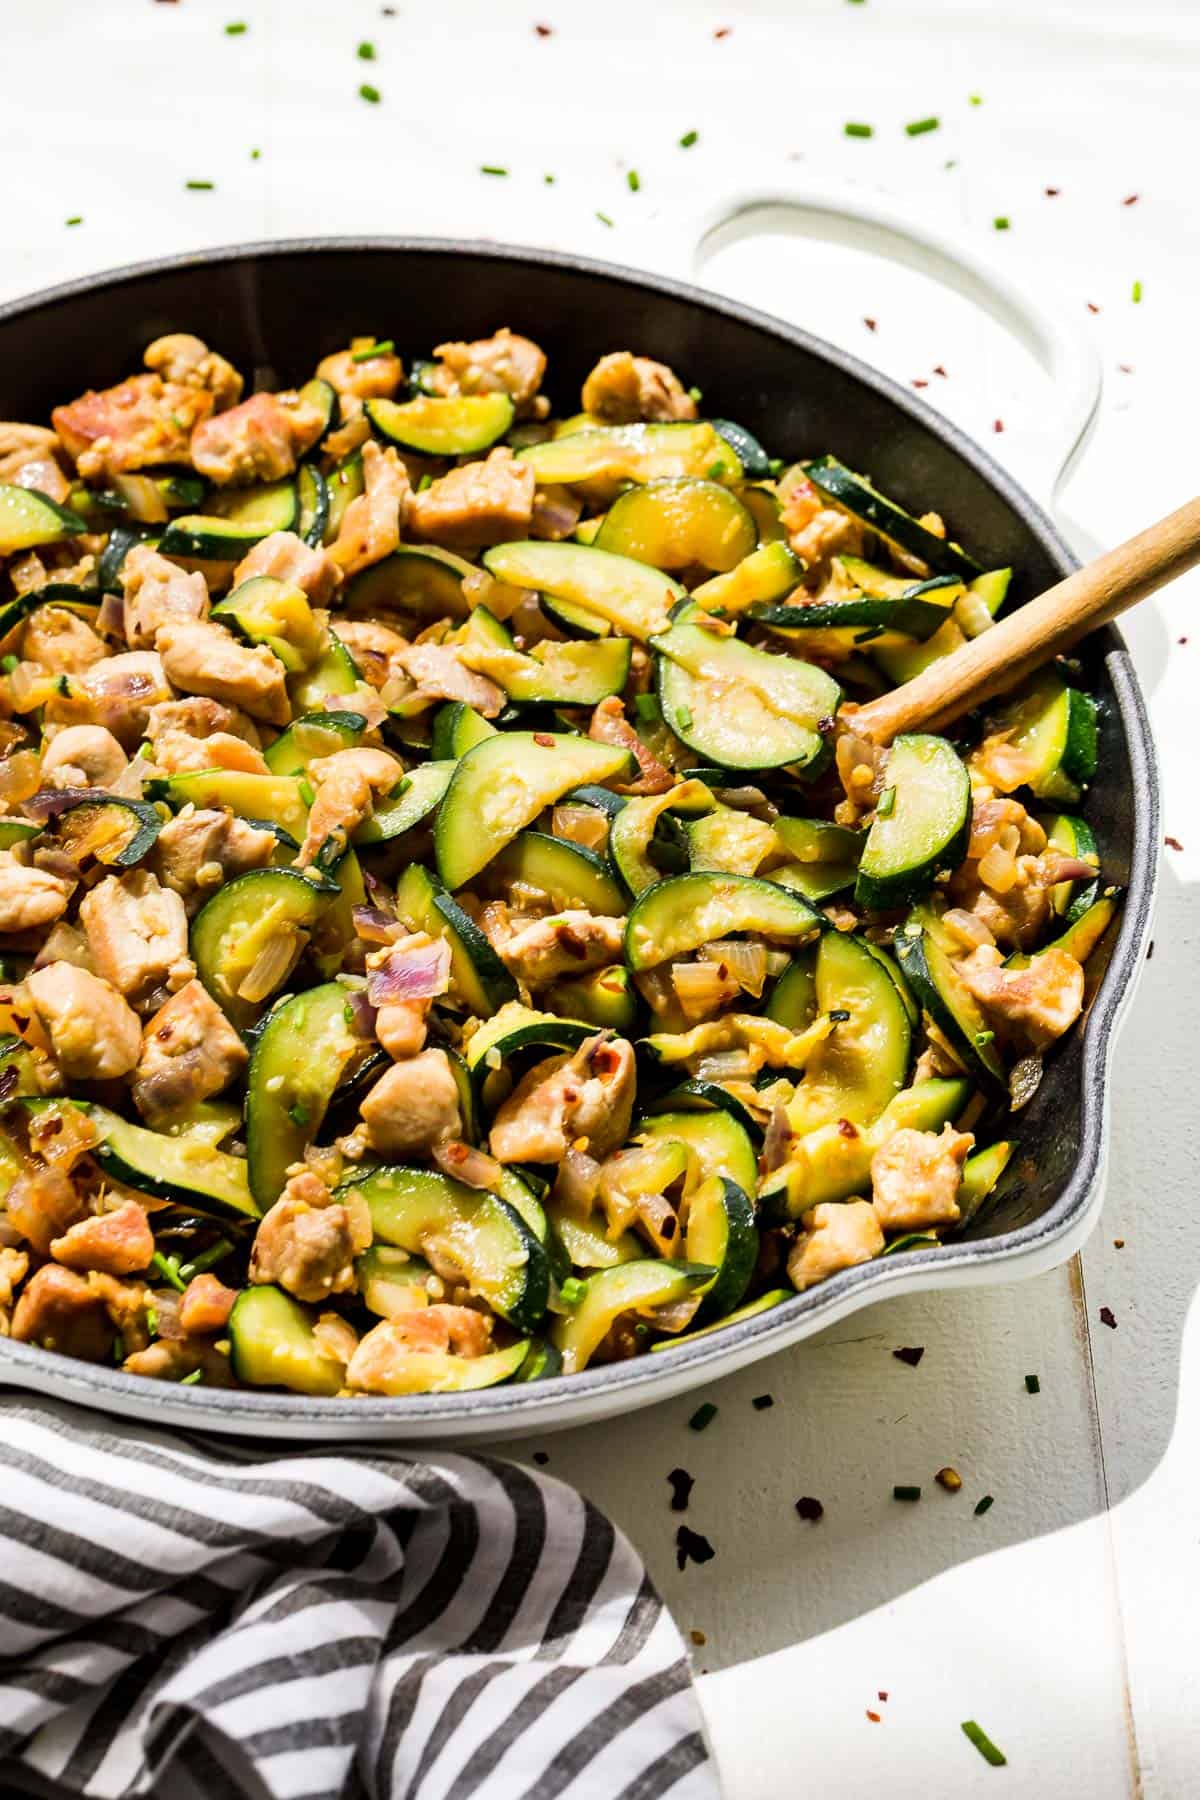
0 238 1154 1258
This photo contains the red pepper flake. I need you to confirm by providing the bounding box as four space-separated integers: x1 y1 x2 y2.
1165 835 1184 852
1114 1238 1125 1249
1100 1305 1118 1329
533 732 556 747
911 378 929 389
1177 639 1188 647
533 21 554 34
1044 186 1061 196
795 1495 824 1522
668 1467 694 1511
837 1118 858 1139
713 24 732 37
893 1346 925 1367
1086 301 1101 314
690 1628 707 1646
1122 193 1139 205
863 317 878 332
676 1525 716 1569
992 419 1004 433
932 364 948 378
878 1690 889 1702
1119 364 1135 374
866 1709 881 1723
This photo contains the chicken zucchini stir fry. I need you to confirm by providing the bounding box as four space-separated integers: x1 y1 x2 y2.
0 327 1118 1397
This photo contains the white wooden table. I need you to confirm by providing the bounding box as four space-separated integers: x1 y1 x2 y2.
6 1 1199 1791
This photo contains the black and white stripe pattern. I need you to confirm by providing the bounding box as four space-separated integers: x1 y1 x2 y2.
0 1396 716 1799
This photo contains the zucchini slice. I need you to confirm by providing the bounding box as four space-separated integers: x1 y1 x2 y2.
785 929 912 1135
246 983 368 1207
351 1339 531 1396
974 670 1098 804
635 1107 758 1193
149 770 310 844
516 422 742 494
551 1259 715 1373
298 375 338 440
513 1338 564 1383
346 1164 549 1332
98 523 159 594
297 462 330 547
690 540 802 615
365 393 514 455
191 867 331 1030
752 575 962 645
805 455 981 579
229 1287 345 1396
594 478 757 572
641 1080 763 1137
765 951 817 1031
357 760 453 845
650 1286 791 1350
323 452 365 545
429 702 496 761
458 610 633 706
684 1175 758 1325
549 1204 642 1271
0 483 86 555
1007 891 1121 971
394 862 518 1015
434 730 633 890
710 419 771 479
652 616 841 772
893 910 1007 1089
484 540 685 642
855 735 971 909
288 630 360 711
159 478 298 558
547 965 637 1034
624 872 821 971
768 816 862 903
687 804 778 877
957 1140 1014 1226
609 779 714 897
1043 812 1100 923
0 819 40 851
264 710 368 775
538 593 612 639
463 1003 595 1110
45 793 163 870
211 574 322 671
343 545 473 622
71 1101 258 1222
487 830 626 915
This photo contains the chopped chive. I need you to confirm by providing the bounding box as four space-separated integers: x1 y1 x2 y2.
973 1029 995 1047
357 39 376 59
480 165 509 177
65 216 83 227
225 21 247 34
417 472 434 492
288 1103 310 1127
844 121 874 139
634 693 660 723
876 785 896 817
186 180 215 191
1025 1373 1040 1394
688 385 703 404
993 215 1011 231
151 1251 186 1294
905 117 940 137
968 92 983 105
298 778 316 806
558 1276 586 1305
250 148 261 160
961 1721 1007 1767
767 456 785 476
679 130 699 148
1132 279 1143 303
751 1394 774 1411
1 655 18 674
351 338 395 362
689 1401 718 1432
627 170 641 192
893 1484 921 1502
595 211 614 227
145 1307 158 1337
359 83 381 103
676 704 694 730
180 1369 204 1386
113 1334 125 1363
974 1493 994 1516
544 173 556 184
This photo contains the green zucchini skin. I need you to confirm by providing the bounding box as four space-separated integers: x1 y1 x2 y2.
0 482 86 556
751 576 961 643
805 455 982 579
639 1080 763 1140
43 792 163 869
190 867 332 1030
297 462 330 547
635 1107 758 1194
710 419 771 479
263 711 368 775
551 1259 716 1373
429 702 496 761
855 734 971 910
624 872 821 971
594 478 757 573
230 1287 345 1395
487 831 625 916
366 393 514 455
246 983 367 1208
158 478 298 558
893 915 1007 1090
24 1099 259 1223
650 1287 791 1351
685 1175 758 1326
357 762 453 845
394 863 518 1015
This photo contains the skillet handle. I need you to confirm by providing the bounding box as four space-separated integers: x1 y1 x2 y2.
654 181 1102 510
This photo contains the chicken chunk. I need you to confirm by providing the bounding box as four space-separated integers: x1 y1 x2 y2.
393 643 505 717
297 746 405 866
870 1124 974 1234
248 1168 371 1304
146 696 263 747
80 870 193 1008
79 652 174 745
156 620 290 727
150 729 270 776
317 342 405 402
11 1264 113 1361
121 544 209 649
22 606 108 674
122 1336 235 1385
190 389 327 486
329 441 411 578
407 447 534 550
0 423 63 486
52 375 213 481
50 1200 155 1276
956 945 1085 1051
178 1272 238 1335
232 530 342 606
6 1167 85 1255
40 725 128 789
427 329 548 418
346 1306 494 1393
132 978 248 1123
143 333 243 411
0 1246 30 1330
0 851 72 934
588 696 674 795
359 1048 463 1158
152 808 276 904
499 912 625 990
335 618 409 689
580 351 697 424
787 1200 885 1293
26 962 143 1078
488 1033 636 1164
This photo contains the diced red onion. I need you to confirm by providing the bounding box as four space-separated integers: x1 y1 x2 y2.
352 904 400 945
432 1139 503 1190
96 591 126 641
762 1102 793 1173
23 787 92 821
344 989 378 1040
366 937 451 1004
554 1148 602 1214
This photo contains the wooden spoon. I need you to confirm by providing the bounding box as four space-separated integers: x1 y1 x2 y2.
849 494 1200 745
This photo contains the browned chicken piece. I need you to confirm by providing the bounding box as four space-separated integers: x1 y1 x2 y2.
191 389 327 486
956 945 1085 1052
335 618 409 689
407 447 534 550
297 746 405 866
26 961 143 1078
232 529 342 605
870 1124 974 1233
132 978 249 1123
79 870 194 1008
23 606 108 674
41 725 128 789
150 729 270 776
121 545 209 649
428 329 548 418
787 1200 884 1293
588 696 674 795
531 485 583 540
0 851 73 933
317 342 405 402
777 469 864 569
374 1000 431 1060
499 912 625 990
152 809 276 905
329 441 411 577
6 1167 84 1255
179 1272 238 1335
0 1246 30 1309
393 644 505 717
0 423 64 485
78 651 174 745
123 1338 235 1384
945 800 1091 952
146 696 263 747
580 351 697 424
156 620 290 727
143 333 244 411
346 1306 494 1393
11 1264 113 1360
52 375 213 481
489 1034 636 1164
50 1200 155 1276
249 1167 371 1304
359 1048 463 1158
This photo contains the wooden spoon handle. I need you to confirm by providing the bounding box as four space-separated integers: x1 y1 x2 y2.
851 493 1200 744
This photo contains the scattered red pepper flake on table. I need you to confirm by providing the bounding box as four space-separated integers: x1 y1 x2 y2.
1165 835 1184 851
911 378 929 389
878 1691 889 1702
932 364 948 378
1086 301 1101 314
1122 193 1140 205
866 1709 881 1723
676 1525 716 1569
1119 364 1134 374
1114 1238 1126 1249
713 25 731 37
534 21 554 34
993 419 1005 433
863 317 877 332
795 1496 824 1522
894 1346 925 1367
668 1468 695 1511
1045 186 1061 196
690 1629 707 1646
1100 1305 1118 1329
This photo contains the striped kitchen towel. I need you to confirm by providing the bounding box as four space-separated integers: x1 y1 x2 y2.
0 1394 717 1800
